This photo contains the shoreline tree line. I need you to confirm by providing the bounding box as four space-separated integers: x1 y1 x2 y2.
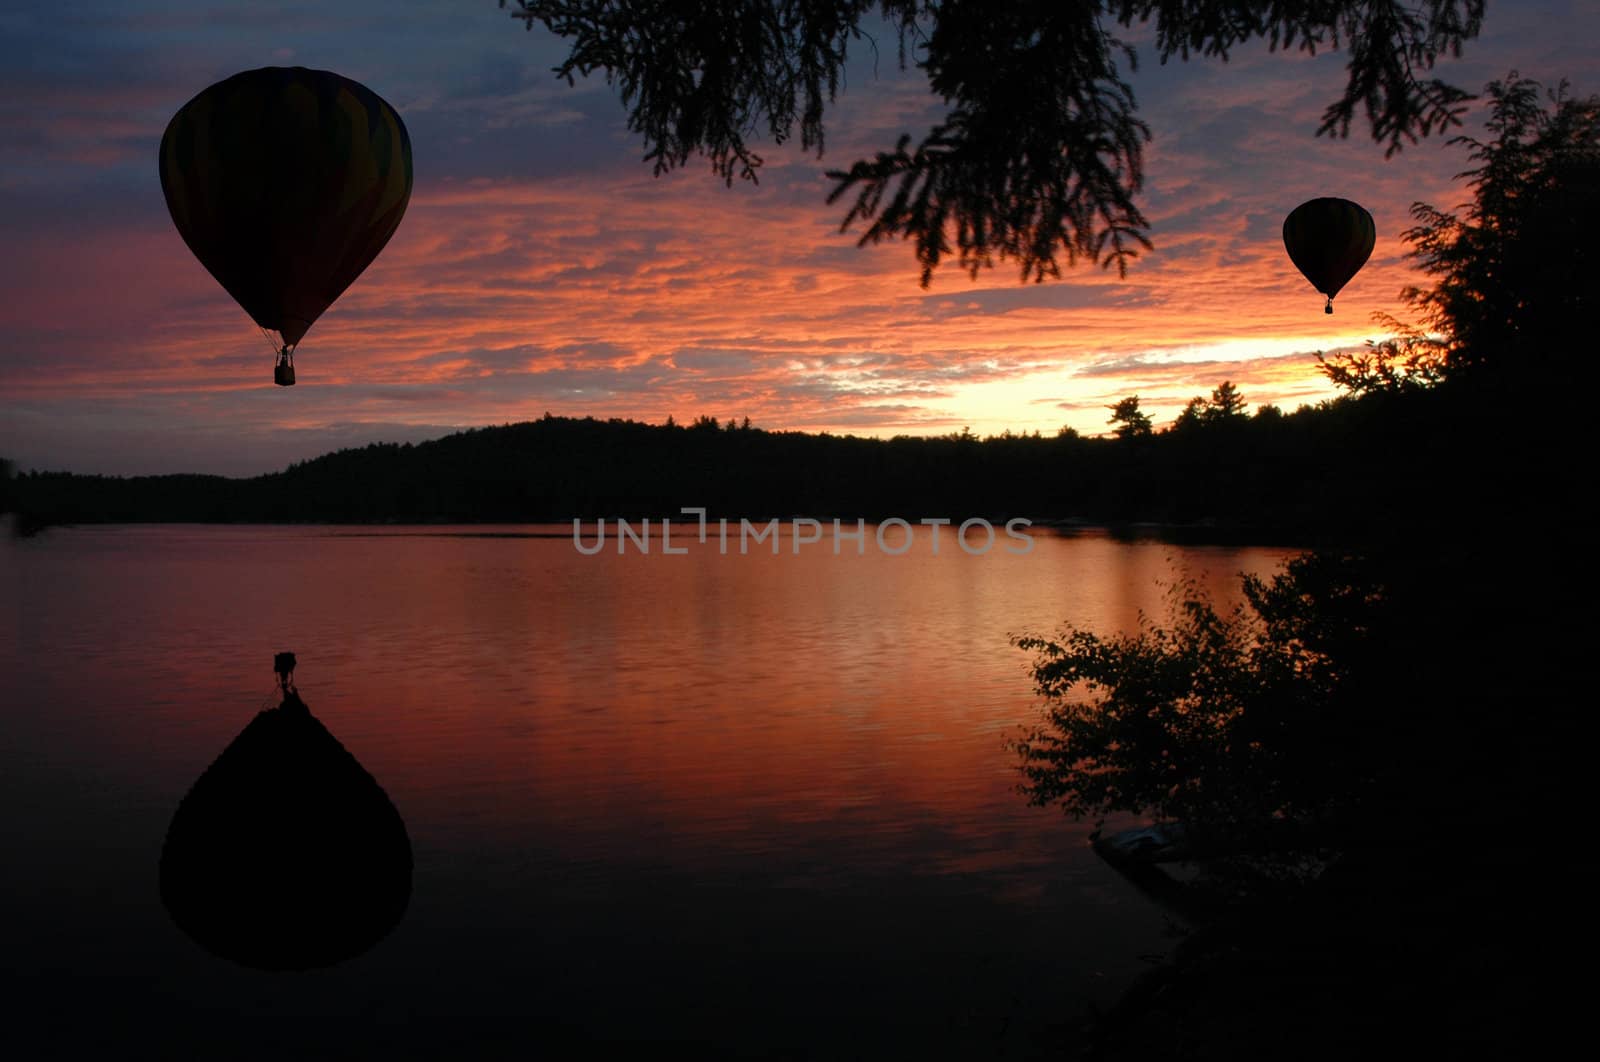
0 380 1467 543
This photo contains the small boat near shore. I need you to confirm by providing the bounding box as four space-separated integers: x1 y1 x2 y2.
1091 819 1337 924
1092 822 1197 866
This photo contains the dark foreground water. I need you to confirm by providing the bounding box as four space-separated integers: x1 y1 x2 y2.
0 523 1294 1058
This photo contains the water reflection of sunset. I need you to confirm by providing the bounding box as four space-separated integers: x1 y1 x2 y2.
31 526 1280 877
3 526 1286 872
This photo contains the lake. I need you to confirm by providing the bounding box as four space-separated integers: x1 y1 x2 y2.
0 522 1296 1058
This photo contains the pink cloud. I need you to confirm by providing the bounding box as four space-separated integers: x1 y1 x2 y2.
8 7 1593 471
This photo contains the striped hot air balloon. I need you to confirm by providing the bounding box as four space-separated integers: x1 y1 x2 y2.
1282 198 1376 314
159 67 413 385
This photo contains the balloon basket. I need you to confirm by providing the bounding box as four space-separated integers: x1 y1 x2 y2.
274 350 295 387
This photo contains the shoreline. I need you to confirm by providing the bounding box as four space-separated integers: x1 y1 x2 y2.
6 512 1339 549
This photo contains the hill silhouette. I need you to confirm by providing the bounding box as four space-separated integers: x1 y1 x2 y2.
0 394 1490 543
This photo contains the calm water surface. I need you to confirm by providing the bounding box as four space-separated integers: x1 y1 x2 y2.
1 524 1295 1057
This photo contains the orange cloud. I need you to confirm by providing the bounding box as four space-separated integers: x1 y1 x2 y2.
9 14 1566 473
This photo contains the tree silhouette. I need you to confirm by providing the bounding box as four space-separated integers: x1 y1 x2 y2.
1012 73 1596 874
1321 72 1600 392
1399 72 1600 377
1012 553 1391 833
501 1 1485 285
1169 381 1245 432
1206 380 1247 421
1171 396 1208 434
1315 315 1448 395
1107 395 1153 439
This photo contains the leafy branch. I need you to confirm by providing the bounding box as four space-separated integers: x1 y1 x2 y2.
501 2 1486 284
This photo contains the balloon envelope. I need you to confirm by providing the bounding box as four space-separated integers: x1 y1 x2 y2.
1283 198 1375 307
159 67 413 348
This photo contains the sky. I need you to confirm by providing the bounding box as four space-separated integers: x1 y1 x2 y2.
2 1 1596 476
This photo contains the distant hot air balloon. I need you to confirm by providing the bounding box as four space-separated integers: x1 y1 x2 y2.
1282 198 1375 314
160 67 413 385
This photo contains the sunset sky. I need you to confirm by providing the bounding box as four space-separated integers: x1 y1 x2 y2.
3 1 1595 476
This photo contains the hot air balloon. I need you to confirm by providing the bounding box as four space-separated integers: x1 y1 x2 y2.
159 67 413 385
1282 198 1375 314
